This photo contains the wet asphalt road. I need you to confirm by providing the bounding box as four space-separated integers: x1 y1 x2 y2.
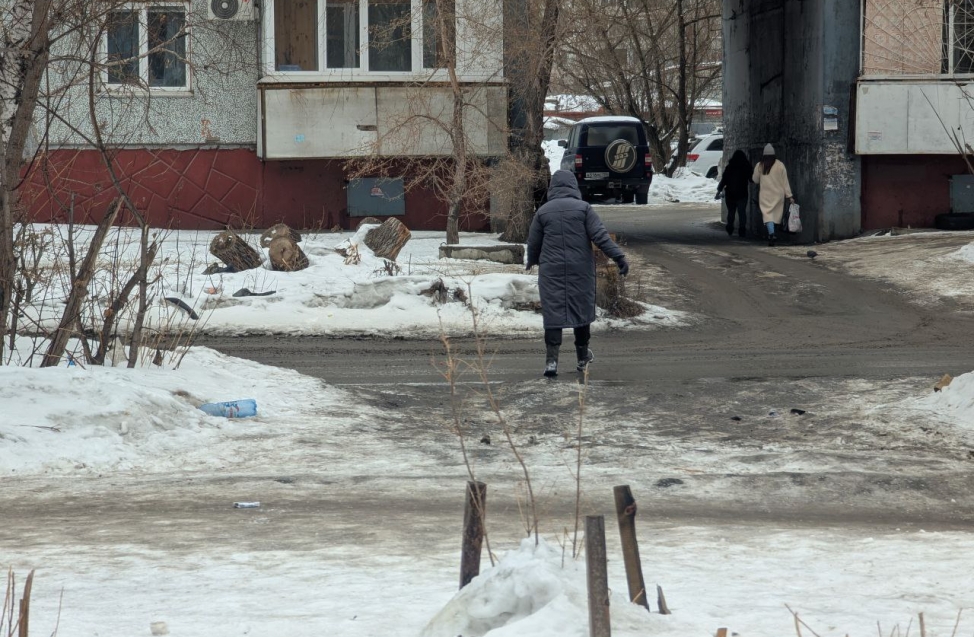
7 203 974 558
191 204 974 529
198 204 974 386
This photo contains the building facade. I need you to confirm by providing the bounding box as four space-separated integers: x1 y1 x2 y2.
28 0 506 231
724 0 974 238
857 0 974 229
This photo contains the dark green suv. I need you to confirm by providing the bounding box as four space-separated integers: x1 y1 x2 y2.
557 116 653 204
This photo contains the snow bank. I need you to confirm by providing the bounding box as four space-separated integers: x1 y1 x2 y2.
421 539 694 637
949 241 974 263
542 140 566 172
0 346 334 475
16 225 684 338
911 369 974 429
650 168 719 204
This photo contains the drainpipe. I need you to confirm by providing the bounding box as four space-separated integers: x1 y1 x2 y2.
859 0 864 76
255 0 264 79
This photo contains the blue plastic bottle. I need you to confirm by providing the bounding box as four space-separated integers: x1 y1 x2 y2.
199 399 257 418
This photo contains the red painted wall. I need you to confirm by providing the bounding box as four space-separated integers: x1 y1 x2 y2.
861 155 970 229
23 148 490 232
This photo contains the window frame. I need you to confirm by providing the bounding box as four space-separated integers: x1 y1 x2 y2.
945 0 974 75
101 3 192 95
264 0 457 80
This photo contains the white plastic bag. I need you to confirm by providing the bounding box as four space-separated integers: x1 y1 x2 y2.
787 202 802 233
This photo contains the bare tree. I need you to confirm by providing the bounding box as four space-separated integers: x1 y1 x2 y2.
499 0 562 243
558 0 721 175
1 0 54 362
1 0 254 364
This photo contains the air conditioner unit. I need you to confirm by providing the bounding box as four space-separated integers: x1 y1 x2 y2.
208 0 256 21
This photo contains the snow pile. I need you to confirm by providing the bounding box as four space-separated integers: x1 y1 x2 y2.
17 224 684 338
421 539 689 637
544 94 602 113
0 346 333 475
949 241 974 263
542 139 566 172
650 168 719 204
911 369 974 429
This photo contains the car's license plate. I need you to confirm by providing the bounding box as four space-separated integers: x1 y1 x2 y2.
586 172 609 180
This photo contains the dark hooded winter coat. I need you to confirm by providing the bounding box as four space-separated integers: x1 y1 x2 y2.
526 171 625 329
717 149 752 204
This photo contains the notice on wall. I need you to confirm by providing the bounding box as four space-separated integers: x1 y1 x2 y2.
823 105 839 131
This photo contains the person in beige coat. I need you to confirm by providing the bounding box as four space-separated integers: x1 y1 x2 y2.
752 144 795 246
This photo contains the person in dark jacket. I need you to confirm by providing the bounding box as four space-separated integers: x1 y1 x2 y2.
526 170 629 377
716 149 752 237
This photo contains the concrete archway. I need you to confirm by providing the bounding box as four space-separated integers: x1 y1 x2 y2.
722 0 862 241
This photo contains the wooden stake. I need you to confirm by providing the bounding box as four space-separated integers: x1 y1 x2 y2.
18 570 33 637
459 481 487 589
715 629 728 637
585 515 611 637
657 584 670 615
613 485 649 610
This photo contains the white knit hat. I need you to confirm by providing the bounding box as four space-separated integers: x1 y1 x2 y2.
763 143 775 156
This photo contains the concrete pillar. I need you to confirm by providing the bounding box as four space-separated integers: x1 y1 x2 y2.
722 0 861 242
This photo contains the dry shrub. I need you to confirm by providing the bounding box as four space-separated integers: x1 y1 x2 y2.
596 262 642 318
594 236 642 319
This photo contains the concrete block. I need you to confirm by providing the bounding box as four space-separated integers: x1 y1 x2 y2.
439 243 525 265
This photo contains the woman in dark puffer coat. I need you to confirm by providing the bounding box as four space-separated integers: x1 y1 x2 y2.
716 149 752 238
526 170 629 377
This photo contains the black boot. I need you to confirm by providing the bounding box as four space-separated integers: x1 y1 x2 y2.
544 344 559 377
768 234 776 247
575 345 595 372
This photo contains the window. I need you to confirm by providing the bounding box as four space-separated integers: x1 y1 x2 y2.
326 0 360 68
106 6 188 89
368 0 411 72
946 0 974 74
148 9 186 86
267 0 464 75
586 125 640 146
422 0 454 69
107 11 139 85
706 137 723 152
276 0 319 71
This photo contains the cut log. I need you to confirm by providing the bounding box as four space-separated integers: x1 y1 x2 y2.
209 231 262 271
268 236 310 271
260 223 302 248
365 218 411 261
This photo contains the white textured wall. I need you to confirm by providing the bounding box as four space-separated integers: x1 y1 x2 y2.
43 3 260 148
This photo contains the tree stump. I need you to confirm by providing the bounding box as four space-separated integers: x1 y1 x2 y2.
260 223 302 248
268 236 310 271
210 231 262 271
364 218 411 261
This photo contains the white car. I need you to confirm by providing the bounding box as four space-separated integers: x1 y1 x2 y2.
686 133 723 179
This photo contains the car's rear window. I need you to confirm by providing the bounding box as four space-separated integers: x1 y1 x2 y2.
585 125 640 146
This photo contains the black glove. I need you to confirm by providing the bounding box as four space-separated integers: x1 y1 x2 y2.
525 263 534 272
715 190 723 200
615 256 629 277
